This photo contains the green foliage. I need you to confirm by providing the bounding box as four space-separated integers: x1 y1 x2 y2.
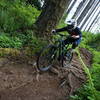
0 0 40 32
57 13 67 30
0 33 22 48
26 0 42 10
26 33 47 54
70 84 100 100
0 0 45 54
0 32 47 54
87 33 100 51
91 51 100 91
80 32 100 51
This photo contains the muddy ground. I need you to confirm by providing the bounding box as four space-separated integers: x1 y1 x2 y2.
0 48 92 100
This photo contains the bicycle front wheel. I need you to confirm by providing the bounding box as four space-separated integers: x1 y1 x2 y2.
62 50 73 67
37 45 56 71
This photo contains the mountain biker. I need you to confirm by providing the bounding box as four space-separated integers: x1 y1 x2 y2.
52 19 82 52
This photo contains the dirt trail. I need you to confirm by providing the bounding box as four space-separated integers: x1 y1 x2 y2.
0 48 92 100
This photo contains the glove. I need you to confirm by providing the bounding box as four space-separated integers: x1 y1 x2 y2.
51 29 56 34
71 35 79 39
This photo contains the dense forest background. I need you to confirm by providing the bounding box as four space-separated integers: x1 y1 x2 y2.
0 0 100 100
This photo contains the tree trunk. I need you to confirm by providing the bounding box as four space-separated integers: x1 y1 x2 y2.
35 0 69 37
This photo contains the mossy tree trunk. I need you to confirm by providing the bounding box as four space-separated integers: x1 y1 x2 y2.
35 0 69 38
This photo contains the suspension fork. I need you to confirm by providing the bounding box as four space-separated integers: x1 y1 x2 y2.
59 41 64 60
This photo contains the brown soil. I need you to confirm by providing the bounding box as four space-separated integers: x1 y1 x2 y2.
0 48 92 100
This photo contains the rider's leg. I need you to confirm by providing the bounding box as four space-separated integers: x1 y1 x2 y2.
71 43 78 53
72 42 78 49
64 37 76 52
63 37 74 59
72 37 82 51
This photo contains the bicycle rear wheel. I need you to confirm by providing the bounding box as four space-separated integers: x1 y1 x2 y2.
37 45 56 71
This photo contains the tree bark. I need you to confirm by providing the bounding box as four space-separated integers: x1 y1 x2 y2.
35 0 69 37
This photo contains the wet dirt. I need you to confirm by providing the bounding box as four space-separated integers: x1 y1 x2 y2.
0 48 92 100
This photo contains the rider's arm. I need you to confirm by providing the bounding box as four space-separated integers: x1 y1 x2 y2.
55 26 68 32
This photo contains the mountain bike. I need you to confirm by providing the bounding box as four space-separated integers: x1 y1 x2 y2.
37 33 73 71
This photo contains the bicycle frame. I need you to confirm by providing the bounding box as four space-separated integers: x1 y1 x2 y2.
53 34 70 61
37 33 73 71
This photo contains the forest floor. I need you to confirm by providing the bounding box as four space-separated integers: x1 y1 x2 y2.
0 48 92 100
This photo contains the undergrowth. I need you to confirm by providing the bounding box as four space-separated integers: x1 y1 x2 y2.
70 32 100 100
0 0 40 33
0 32 47 55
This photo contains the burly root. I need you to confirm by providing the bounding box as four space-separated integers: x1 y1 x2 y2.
31 61 41 82
57 63 86 96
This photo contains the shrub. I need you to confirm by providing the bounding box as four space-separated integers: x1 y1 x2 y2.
0 33 22 48
0 0 40 32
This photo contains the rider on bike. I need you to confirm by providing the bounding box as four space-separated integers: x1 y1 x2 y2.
52 19 82 52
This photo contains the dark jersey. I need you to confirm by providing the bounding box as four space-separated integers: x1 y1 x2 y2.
55 26 82 38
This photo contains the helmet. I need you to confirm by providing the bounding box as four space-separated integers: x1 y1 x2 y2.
67 19 77 29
